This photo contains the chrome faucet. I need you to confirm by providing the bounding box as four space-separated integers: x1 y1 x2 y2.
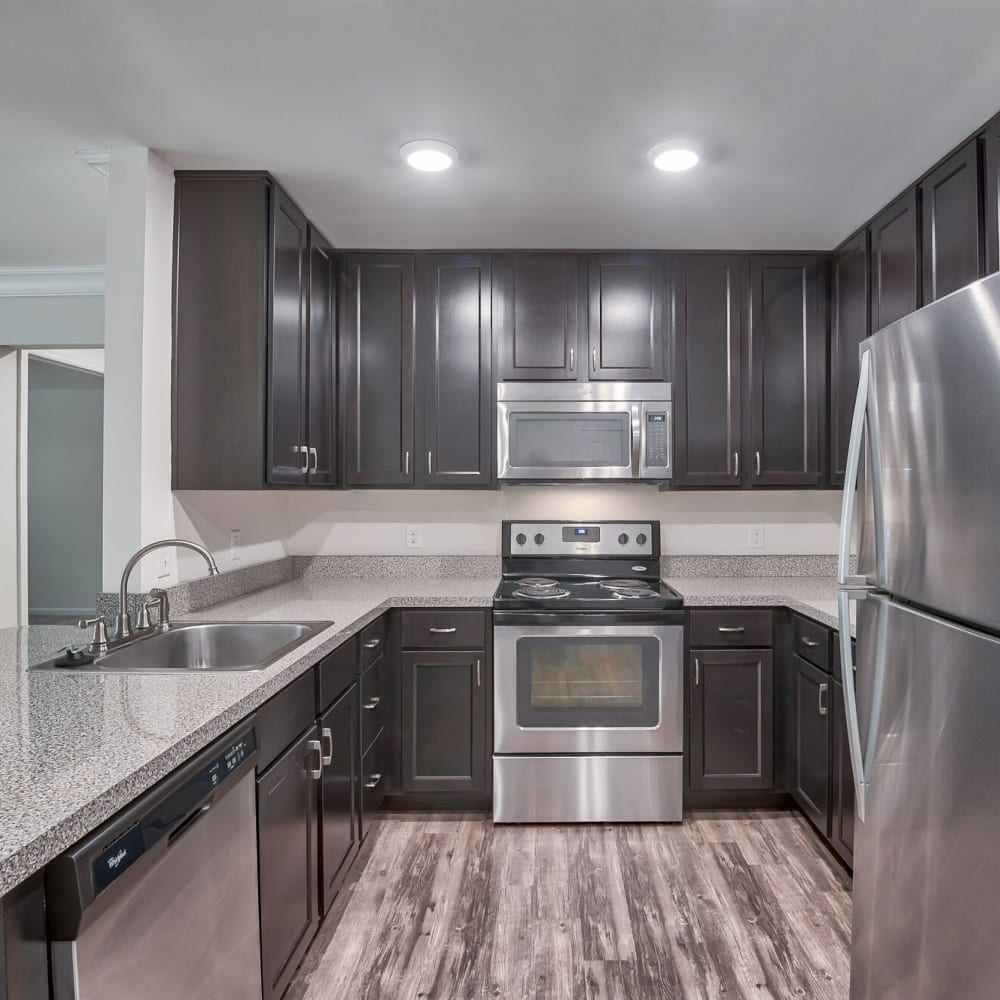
115 539 220 639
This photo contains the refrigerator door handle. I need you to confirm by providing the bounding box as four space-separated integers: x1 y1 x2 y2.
839 589 870 824
838 348 872 586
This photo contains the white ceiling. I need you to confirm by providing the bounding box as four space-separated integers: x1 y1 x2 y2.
3 0 1000 251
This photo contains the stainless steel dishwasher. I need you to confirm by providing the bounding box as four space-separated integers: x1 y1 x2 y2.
46 721 263 1000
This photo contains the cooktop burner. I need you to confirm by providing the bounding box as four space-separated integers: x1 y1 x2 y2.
519 577 559 588
512 585 571 600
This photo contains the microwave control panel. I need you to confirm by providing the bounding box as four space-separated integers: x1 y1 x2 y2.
644 413 669 467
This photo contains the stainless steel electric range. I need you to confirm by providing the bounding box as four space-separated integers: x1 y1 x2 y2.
492 520 685 824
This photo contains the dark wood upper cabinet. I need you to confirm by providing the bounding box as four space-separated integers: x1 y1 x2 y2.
401 649 488 794
341 254 415 486
415 254 493 487
671 255 744 487
748 255 825 486
267 187 309 484
829 229 870 486
588 253 666 380
920 140 984 304
494 253 582 380
689 647 774 791
870 189 921 332
985 114 1000 274
306 232 337 486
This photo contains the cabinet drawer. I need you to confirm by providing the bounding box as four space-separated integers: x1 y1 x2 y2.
688 610 773 648
400 610 487 649
360 732 385 838
358 616 386 672
360 656 387 754
257 669 318 772
318 639 357 713
795 616 832 672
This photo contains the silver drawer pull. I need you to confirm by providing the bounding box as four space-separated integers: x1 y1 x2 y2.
818 682 829 716
364 772 383 790
363 696 381 711
801 637 820 648
428 626 457 634
320 727 333 766
694 657 701 686
306 739 323 779
717 626 745 634
363 638 381 650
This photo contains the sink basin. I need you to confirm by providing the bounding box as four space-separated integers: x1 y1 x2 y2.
36 621 332 673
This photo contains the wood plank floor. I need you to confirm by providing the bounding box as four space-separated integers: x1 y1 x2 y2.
287 810 852 1000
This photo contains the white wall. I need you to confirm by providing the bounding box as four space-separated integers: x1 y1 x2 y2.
0 350 19 627
0 295 104 347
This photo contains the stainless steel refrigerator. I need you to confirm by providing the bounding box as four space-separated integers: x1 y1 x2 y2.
838 271 1000 999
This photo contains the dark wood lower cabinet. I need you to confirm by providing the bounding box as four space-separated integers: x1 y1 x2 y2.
360 731 386 839
689 648 774 791
830 680 855 866
257 724 320 1000
792 655 832 835
401 649 488 794
319 685 357 914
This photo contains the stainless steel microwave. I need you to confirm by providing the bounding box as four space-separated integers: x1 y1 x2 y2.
497 382 672 482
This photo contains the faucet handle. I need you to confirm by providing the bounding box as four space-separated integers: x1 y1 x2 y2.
78 616 109 652
148 588 170 631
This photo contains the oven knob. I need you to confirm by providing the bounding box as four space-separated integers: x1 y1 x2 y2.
636 532 648 545
515 533 527 546
534 533 545 545
618 533 629 545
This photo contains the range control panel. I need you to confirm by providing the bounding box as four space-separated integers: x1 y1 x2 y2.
506 522 657 558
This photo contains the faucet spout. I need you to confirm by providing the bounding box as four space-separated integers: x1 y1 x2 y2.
116 539 220 639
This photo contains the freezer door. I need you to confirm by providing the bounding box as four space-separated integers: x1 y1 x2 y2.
850 594 1000 1000
858 272 1000 629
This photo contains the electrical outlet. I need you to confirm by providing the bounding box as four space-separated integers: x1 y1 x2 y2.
230 529 241 562
156 553 171 579
748 525 764 549
406 525 422 549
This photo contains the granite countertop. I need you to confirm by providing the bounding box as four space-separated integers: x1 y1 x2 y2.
0 571 850 896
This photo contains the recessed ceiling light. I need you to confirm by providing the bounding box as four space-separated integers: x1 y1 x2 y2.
400 139 458 172
648 141 701 173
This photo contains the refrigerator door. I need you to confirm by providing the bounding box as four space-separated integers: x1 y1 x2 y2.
858 272 1000 630
850 594 1000 1000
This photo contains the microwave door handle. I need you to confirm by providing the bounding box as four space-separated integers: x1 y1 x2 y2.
632 404 642 477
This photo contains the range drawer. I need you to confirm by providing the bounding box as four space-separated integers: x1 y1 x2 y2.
400 609 487 649
688 609 774 648
358 616 387 672
318 638 357 713
360 655 387 754
360 732 385 838
794 615 832 672
257 669 317 771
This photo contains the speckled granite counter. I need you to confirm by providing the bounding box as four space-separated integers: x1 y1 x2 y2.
0 577 496 895
0 570 853 896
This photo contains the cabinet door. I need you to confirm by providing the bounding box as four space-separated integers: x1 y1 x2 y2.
870 189 921 332
792 655 831 835
494 253 581 380
267 187 308 485
830 230 870 486
748 255 824 486
671 255 743 487
689 648 773 790
587 253 666 380
306 232 337 485
416 254 493 487
401 650 487 793
257 724 319 1000
319 686 357 914
985 115 1000 274
830 679 855 867
920 140 984 304
341 254 415 485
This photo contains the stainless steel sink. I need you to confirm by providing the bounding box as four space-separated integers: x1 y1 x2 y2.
36 621 332 673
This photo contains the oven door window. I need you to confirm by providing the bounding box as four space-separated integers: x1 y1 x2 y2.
515 636 660 728
507 411 631 470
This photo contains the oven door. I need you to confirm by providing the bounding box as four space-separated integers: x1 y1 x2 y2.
493 624 683 754
497 401 640 480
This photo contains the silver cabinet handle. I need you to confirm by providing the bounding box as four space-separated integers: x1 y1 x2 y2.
364 772 383 790
592 347 598 371
694 657 700 686
404 450 410 476
755 450 761 477
733 451 739 477
294 445 309 474
309 447 318 474
427 450 432 475
717 626 745 634
569 346 575 371
321 727 333 766
818 682 829 716
429 626 457 634
801 637 820 648
363 638 381 650
307 739 323 779
363 696 381 710
476 659 482 688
